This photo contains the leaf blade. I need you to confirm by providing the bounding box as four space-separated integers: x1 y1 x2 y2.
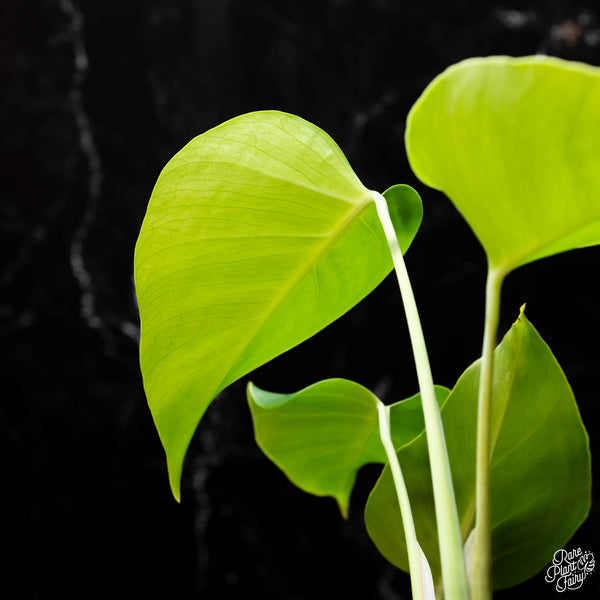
134 111 423 499
365 309 591 588
248 378 449 518
406 56 600 273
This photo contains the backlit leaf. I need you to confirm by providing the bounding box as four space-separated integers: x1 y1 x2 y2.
406 56 600 274
134 111 422 499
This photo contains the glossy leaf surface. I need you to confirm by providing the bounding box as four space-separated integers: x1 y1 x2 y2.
134 111 422 499
406 56 600 273
248 379 449 518
365 309 590 589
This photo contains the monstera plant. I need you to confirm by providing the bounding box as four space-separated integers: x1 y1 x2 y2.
134 56 599 599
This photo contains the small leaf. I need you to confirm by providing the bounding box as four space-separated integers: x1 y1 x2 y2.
365 309 591 589
406 56 600 274
383 184 424 253
134 111 423 499
247 379 449 518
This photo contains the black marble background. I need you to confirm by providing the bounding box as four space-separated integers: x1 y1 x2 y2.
4 1 600 598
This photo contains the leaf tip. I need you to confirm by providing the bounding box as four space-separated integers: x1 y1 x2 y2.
166 449 184 503
169 470 182 503
337 497 350 520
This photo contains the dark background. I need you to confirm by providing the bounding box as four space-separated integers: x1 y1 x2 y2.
3 0 600 598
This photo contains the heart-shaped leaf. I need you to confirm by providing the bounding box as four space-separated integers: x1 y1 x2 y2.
134 111 422 499
365 308 591 589
247 379 449 517
406 56 600 274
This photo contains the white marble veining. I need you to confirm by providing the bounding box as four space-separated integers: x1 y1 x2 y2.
60 0 104 332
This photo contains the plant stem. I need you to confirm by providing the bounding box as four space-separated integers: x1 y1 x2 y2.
372 193 470 600
378 402 433 600
470 268 504 600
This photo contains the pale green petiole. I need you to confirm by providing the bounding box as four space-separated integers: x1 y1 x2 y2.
377 402 435 600
469 268 505 600
372 191 470 600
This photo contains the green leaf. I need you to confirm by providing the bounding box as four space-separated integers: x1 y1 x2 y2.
247 379 449 518
406 56 600 274
383 183 424 253
365 308 591 589
134 111 423 499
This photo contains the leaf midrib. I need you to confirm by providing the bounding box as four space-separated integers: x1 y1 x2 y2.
456 333 523 546
489 330 523 459
212 193 377 400
140 169 371 382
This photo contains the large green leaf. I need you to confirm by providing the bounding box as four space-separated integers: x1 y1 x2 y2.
406 56 600 274
134 111 422 499
365 308 590 589
247 379 449 518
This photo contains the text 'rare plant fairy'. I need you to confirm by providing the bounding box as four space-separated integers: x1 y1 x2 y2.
134 56 600 599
